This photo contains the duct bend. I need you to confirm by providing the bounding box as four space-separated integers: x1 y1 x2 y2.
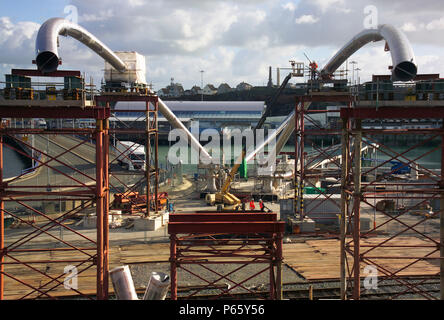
321 24 417 81
35 18 127 73
36 18 214 163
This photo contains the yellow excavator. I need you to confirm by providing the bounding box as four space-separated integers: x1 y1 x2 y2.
207 68 298 210
212 149 246 209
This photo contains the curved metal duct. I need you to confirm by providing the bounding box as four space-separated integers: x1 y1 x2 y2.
35 18 213 163
321 24 417 81
35 17 127 73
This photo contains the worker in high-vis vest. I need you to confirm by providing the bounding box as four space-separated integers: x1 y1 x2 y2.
249 199 255 210
259 199 265 212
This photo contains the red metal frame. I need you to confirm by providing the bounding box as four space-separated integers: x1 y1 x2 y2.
99 94 159 217
294 95 351 230
168 212 284 300
341 106 444 300
0 71 110 299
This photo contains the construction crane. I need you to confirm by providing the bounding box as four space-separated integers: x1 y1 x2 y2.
211 62 303 209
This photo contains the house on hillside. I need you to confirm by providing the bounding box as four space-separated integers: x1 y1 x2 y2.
236 82 253 91
202 84 218 95
217 83 233 94
157 88 170 97
157 80 185 98
190 86 202 95
168 82 184 97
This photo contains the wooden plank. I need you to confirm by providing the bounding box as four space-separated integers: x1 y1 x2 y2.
283 237 440 281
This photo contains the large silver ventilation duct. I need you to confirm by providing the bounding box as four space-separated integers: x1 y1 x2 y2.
36 18 127 73
245 102 311 167
321 24 417 81
35 18 213 163
245 110 295 163
158 99 212 163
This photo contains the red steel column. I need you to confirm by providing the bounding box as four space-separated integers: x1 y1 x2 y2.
300 98 305 220
294 99 299 219
353 119 362 299
0 129 4 300
146 100 151 217
170 234 177 300
276 232 283 300
154 100 159 214
441 119 444 300
269 238 275 299
103 117 110 299
95 119 105 299
340 113 349 300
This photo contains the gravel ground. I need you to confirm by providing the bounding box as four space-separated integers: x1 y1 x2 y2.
126 262 440 300
129 261 307 299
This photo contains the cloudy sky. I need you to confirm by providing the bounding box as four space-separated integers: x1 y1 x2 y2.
1 0 444 90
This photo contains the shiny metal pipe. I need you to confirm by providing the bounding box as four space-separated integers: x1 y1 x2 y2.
36 18 127 73
321 24 417 81
35 18 213 162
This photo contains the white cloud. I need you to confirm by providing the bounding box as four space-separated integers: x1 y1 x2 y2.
295 15 319 24
0 17 40 65
401 22 417 32
425 17 444 30
80 9 114 23
282 2 297 12
311 0 345 13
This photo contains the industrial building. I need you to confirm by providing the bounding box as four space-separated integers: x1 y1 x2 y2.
113 100 265 135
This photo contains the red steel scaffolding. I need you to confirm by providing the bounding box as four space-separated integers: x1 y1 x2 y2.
294 95 351 231
97 94 159 218
168 212 284 299
0 70 110 299
340 105 444 300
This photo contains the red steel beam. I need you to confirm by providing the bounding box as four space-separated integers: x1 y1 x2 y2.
169 213 277 222
11 69 81 77
96 95 158 103
341 106 444 119
0 107 109 120
372 73 440 81
168 221 285 234
303 94 352 102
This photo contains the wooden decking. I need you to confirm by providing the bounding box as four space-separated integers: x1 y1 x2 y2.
284 237 440 280
2 243 170 299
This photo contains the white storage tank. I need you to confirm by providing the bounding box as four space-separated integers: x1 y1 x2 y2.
104 51 147 84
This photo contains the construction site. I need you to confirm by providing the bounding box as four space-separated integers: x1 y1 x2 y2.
0 15 443 302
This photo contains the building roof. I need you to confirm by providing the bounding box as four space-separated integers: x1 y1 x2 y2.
204 84 217 91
